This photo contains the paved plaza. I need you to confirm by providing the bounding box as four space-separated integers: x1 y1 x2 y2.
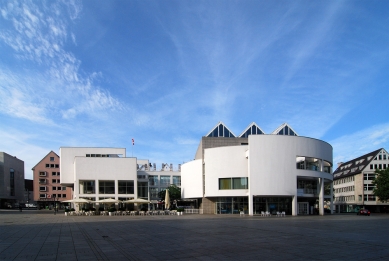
0 210 388 261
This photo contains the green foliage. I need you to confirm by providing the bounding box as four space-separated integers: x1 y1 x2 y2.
108 207 116 212
158 184 181 201
372 168 389 203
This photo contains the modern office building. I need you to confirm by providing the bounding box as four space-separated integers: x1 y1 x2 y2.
32 151 72 209
333 148 389 213
59 147 181 210
181 122 333 216
0 152 25 208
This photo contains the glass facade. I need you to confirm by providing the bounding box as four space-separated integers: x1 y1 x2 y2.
240 125 263 138
149 175 159 186
80 180 95 194
137 182 148 198
149 187 159 199
215 197 248 214
253 197 292 215
99 181 115 194
160 176 170 186
118 180 134 194
173 176 181 186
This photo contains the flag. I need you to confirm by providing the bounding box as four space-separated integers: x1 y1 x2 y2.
132 138 134 145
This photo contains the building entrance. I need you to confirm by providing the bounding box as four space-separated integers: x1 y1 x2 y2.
298 202 309 215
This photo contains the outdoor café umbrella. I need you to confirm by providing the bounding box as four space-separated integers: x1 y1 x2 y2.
164 190 170 210
123 198 150 211
123 198 150 204
62 198 91 203
62 198 91 210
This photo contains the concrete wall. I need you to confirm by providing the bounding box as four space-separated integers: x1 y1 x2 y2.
60 147 126 185
181 159 203 198
248 135 333 197
204 145 248 197
73 157 137 199
0 152 25 202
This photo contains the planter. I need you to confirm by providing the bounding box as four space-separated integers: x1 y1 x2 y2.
65 212 68 216
109 212 113 216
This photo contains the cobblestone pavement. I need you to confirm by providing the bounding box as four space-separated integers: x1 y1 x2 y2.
0 210 388 261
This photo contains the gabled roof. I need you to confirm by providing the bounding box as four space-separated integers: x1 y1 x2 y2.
333 148 383 180
271 123 298 136
239 122 265 138
205 121 236 137
31 150 59 170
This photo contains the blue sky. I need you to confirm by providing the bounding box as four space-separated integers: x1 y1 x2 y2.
1 0 388 179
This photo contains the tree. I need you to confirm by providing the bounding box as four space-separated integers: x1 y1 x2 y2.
158 184 181 201
372 168 389 203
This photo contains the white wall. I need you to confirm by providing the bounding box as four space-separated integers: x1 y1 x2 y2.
181 159 203 198
248 135 333 197
204 145 248 197
60 147 126 185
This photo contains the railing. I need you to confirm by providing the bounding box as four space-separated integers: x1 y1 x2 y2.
297 188 317 195
184 209 202 214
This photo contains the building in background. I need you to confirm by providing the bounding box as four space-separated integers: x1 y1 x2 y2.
32 151 72 209
24 179 35 207
60 147 181 211
0 152 25 208
181 122 333 216
333 148 389 213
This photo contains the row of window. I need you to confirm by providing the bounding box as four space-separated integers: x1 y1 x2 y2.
148 175 181 186
335 186 354 193
364 184 375 191
45 164 59 168
219 178 248 190
79 180 135 194
369 164 387 170
86 154 112 157
39 179 60 184
334 176 354 185
39 171 60 176
335 195 355 202
296 157 332 173
39 194 67 198
375 154 387 160
39 186 66 191
335 194 377 202
364 173 376 180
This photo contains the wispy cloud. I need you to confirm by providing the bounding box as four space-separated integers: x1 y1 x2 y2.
331 123 389 164
0 0 123 123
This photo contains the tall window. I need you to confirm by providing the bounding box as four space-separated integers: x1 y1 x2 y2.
150 187 159 199
10 169 15 196
137 182 148 198
99 181 115 194
80 180 95 194
173 176 181 186
160 176 170 186
149 175 159 186
219 178 248 190
118 180 134 194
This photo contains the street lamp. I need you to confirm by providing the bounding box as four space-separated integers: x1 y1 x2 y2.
53 194 56 215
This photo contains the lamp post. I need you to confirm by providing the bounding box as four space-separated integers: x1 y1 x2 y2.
53 194 56 215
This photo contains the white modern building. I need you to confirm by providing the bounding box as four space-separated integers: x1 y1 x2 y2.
181 122 333 216
59 147 180 210
333 148 389 213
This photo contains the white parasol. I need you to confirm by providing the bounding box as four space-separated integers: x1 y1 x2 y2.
164 189 170 210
